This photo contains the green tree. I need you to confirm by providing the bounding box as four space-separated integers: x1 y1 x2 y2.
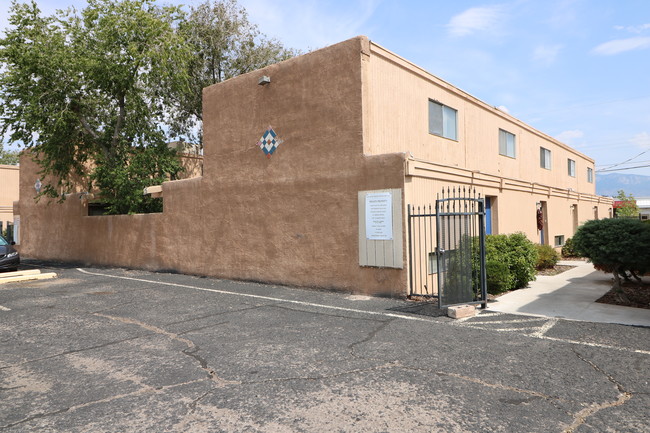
172 0 298 144
0 144 20 165
573 218 650 289
614 189 639 218
0 0 190 214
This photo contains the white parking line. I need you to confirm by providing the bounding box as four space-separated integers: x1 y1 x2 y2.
76 268 650 356
0 305 11 311
76 268 439 324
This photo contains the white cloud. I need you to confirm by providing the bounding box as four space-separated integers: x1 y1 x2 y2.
532 44 562 67
555 130 584 145
592 36 650 55
630 132 650 149
496 105 510 114
447 5 506 37
614 23 650 34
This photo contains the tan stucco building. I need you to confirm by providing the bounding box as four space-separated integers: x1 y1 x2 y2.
15 36 611 296
0 164 19 238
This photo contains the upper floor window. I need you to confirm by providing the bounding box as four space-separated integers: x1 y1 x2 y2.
568 159 576 177
587 167 594 183
540 147 552 169
499 129 516 158
428 100 457 140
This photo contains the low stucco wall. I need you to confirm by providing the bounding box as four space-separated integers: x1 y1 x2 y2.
17 37 409 296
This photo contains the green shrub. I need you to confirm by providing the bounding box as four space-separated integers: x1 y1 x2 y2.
483 232 538 294
507 233 539 289
536 244 559 269
573 218 650 288
561 237 580 257
485 260 512 295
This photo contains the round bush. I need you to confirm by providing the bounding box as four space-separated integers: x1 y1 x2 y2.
561 237 579 258
573 218 650 285
483 232 538 292
536 244 559 269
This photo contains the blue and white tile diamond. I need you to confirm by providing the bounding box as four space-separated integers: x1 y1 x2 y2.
256 126 283 158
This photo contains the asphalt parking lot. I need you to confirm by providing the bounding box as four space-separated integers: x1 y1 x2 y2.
1 261 649 432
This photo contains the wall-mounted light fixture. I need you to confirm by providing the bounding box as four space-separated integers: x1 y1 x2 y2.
258 76 271 85
34 178 41 193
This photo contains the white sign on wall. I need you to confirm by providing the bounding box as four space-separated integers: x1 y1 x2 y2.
365 192 393 240
13 216 20 245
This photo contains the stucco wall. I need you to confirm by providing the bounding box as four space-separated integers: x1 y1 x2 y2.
404 159 611 245
0 165 19 231
365 43 597 196
17 37 408 296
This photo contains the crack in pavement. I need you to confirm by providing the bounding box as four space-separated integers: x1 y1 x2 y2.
94 313 238 387
0 335 145 370
269 303 390 322
563 350 634 433
171 390 215 431
347 319 395 362
164 304 273 327
0 378 210 430
399 365 575 417
238 361 401 385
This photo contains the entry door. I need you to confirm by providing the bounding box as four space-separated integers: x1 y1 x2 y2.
485 197 493 235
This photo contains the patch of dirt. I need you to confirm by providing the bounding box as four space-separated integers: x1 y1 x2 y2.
536 264 576 276
559 256 586 261
596 282 650 310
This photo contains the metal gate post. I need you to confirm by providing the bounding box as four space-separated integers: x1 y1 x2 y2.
478 198 488 309
407 204 413 297
435 197 443 309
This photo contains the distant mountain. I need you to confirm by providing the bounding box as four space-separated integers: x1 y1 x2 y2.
596 173 650 197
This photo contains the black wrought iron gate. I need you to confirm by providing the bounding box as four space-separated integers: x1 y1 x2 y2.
407 187 487 308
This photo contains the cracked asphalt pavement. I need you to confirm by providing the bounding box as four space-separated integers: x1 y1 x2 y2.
1 262 649 432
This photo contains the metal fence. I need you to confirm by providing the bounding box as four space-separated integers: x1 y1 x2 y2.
408 187 487 308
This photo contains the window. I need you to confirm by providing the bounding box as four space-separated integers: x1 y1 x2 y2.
428 249 455 274
587 167 593 183
554 235 565 247
540 147 551 169
429 100 457 140
568 159 576 177
499 129 516 158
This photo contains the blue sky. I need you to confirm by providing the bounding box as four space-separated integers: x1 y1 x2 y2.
2 0 650 176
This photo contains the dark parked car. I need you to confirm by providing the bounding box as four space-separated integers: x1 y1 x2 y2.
0 235 19 272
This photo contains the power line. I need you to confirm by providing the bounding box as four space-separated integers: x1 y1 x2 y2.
597 159 650 169
596 163 650 173
595 148 650 172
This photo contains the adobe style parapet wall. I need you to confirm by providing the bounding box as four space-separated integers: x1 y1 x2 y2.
17 36 409 297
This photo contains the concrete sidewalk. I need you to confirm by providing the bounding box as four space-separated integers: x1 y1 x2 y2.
489 260 650 327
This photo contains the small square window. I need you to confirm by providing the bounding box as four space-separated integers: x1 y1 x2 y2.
428 249 456 274
499 129 516 158
429 100 457 140
540 147 552 169
554 235 565 247
568 159 576 177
